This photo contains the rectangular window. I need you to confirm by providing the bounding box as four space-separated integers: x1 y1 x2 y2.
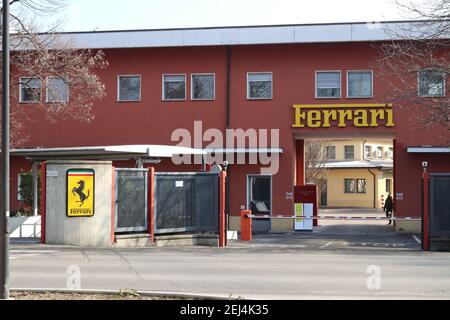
347 71 372 98
365 146 372 159
17 173 27 201
46 77 69 103
20 77 42 103
191 74 215 100
344 145 354 160
118 75 141 101
344 179 356 193
247 72 272 99
386 178 392 193
326 146 336 160
316 71 341 98
163 74 186 100
388 147 394 159
357 179 367 193
418 70 446 97
376 146 383 159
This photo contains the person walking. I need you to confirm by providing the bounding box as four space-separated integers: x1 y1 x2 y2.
383 193 394 225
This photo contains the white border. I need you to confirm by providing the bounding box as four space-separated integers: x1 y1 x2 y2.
117 74 142 102
315 70 342 99
162 74 187 101
247 72 273 100
191 73 215 101
346 70 373 98
19 77 42 103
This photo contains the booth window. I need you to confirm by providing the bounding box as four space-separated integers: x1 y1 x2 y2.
316 71 341 98
418 70 446 97
247 72 272 99
163 74 186 101
347 71 373 98
20 77 42 103
46 77 69 103
191 74 215 100
344 145 354 160
326 146 336 160
356 179 367 193
344 179 355 193
118 75 141 102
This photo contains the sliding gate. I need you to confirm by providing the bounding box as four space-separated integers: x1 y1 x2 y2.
115 168 148 233
155 172 219 234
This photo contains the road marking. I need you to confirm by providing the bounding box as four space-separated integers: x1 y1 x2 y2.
320 241 333 249
412 235 422 244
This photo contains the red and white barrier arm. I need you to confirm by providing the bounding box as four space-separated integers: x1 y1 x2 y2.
246 214 421 221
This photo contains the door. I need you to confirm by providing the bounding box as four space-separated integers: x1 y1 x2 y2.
115 169 148 233
247 175 272 233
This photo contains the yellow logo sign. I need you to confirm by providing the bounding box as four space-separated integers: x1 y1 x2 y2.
292 103 394 128
67 169 95 217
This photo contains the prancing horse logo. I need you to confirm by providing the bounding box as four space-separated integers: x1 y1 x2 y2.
72 180 90 207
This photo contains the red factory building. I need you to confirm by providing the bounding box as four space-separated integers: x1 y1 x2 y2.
10 21 450 234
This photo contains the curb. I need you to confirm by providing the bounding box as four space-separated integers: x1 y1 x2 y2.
11 288 245 300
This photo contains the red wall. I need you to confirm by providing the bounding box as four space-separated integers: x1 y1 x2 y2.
10 42 450 219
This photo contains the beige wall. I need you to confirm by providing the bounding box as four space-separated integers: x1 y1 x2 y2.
315 139 393 161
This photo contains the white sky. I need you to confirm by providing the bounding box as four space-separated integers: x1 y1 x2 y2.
20 0 428 32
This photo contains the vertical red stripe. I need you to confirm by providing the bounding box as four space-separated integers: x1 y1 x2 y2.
148 167 155 243
111 167 116 244
219 171 226 247
40 161 46 244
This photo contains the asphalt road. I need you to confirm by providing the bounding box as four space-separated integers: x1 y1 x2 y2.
9 230 450 299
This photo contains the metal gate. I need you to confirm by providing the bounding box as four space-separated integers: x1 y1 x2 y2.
429 173 450 238
155 173 218 234
115 168 148 233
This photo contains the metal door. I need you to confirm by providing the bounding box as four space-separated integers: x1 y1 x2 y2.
429 174 450 237
115 169 148 233
247 175 272 233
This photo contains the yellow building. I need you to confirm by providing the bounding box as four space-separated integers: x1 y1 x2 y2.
307 140 394 208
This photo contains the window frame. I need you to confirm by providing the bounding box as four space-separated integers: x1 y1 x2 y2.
344 145 355 160
417 69 446 98
190 73 216 101
247 72 273 100
356 179 367 194
162 73 187 101
344 179 356 193
117 74 142 102
19 77 43 104
17 173 25 201
46 77 70 103
315 70 342 99
346 70 373 99
326 146 336 160
365 145 372 159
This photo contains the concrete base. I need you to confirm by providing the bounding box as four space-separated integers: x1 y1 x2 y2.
396 220 421 234
155 234 219 247
229 216 294 233
114 234 154 247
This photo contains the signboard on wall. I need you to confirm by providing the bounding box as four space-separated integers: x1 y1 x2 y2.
67 169 95 217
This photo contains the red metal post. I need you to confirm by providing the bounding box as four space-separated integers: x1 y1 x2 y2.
39 161 46 244
219 171 227 247
423 171 430 251
111 167 116 244
240 209 252 241
148 167 155 243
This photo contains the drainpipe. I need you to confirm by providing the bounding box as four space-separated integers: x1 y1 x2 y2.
368 168 377 209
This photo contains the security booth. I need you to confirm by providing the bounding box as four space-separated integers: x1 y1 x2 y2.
14 145 226 247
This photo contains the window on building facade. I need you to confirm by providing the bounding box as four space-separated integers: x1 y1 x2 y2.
118 75 141 101
347 71 372 98
386 178 392 193
17 173 25 201
247 72 272 99
344 145 354 160
418 70 446 97
388 147 394 159
376 146 383 159
326 146 336 160
344 179 356 193
365 145 372 159
46 77 70 103
191 74 215 100
20 77 42 103
357 179 367 193
316 71 341 98
163 74 186 100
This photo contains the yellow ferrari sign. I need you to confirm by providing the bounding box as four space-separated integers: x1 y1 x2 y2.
67 169 95 217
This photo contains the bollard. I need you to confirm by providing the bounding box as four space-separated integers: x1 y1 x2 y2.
240 209 252 241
